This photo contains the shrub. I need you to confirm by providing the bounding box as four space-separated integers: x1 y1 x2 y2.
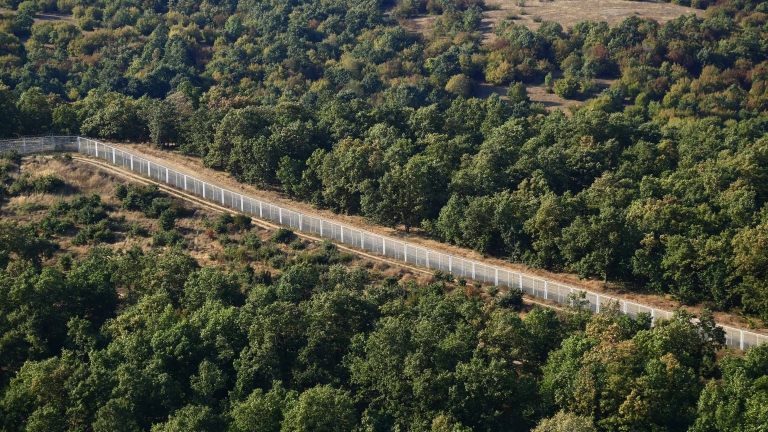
113 183 128 200
256 245 282 260
126 222 148 238
507 81 529 103
496 288 524 309
433 270 454 282
268 254 287 269
153 229 186 247
121 184 160 212
214 212 234 234
553 77 580 99
58 252 75 271
290 239 305 250
241 231 262 251
157 208 176 231
233 213 251 231
32 174 65 194
2 150 22 165
271 228 294 244
72 220 115 245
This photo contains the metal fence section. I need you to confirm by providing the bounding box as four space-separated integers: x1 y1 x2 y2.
2 135 767 351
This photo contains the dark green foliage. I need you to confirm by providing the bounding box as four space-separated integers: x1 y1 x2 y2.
271 228 295 244
0 204 761 432
8 173 64 196
37 194 114 241
157 208 176 231
213 212 234 234
71 220 116 245
153 229 187 248
241 231 262 251
233 214 252 231
496 287 524 309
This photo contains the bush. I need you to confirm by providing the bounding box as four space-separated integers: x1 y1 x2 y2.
153 229 186 247
214 212 235 234
496 288 524 309
268 254 287 269
113 183 128 200
71 220 115 245
507 81 529 104
126 222 148 238
256 245 282 260
58 252 75 271
32 174 65 194
233 213 252 231
290 239 305 250
157 208 176 231
553 77 580 99
2 150 22 165
433 270 454 282
241 231 262 251
121 184 159 210
271 228 294 244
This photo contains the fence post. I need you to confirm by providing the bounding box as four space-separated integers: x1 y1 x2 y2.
221 188 225 205
95 141 98 158
319 219 322 237
279 208 282 224
449 256 452 273
203 182 206 199
241 195 244 212
184 175 187 190
519 274 523 290
544 281 548 299
650 308 655 326
360 231 364 248
623 300 627 314
495 269 498 286
382 238 385 255
23 137 26 153
596 294 600 313
740 330 744 351
404 244 408 262
51 136 55 151
259 201 262 218
77 136 81 152
472 262 475 280
165 167 169 183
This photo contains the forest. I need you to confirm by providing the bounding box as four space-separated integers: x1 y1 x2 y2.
2 0 768 427
3 0 768 323
0 153 767 431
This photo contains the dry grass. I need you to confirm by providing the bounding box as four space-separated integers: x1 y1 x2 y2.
473 75 614 113
485 0 704 36
403 0 704 40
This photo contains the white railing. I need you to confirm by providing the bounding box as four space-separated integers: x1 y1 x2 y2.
2 135 766 351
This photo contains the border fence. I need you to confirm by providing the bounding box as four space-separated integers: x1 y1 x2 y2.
2 135 766 351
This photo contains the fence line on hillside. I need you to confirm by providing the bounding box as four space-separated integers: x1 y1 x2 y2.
2 135 766 351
